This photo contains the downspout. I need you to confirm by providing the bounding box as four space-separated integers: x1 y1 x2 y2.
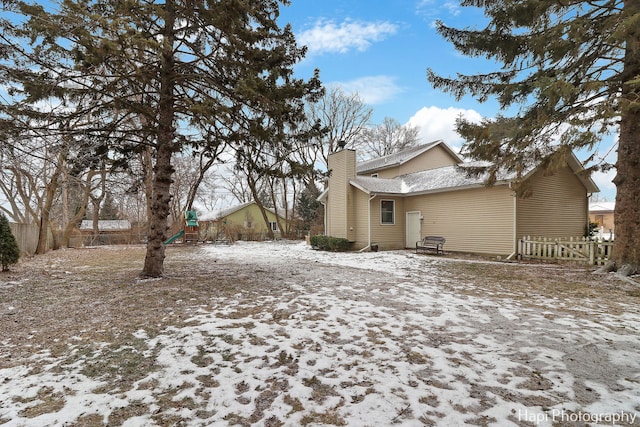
586 192 593 237
320 201 327 236
359 193 377 252
506 182 517 260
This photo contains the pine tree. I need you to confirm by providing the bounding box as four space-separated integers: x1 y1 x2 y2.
428 1 640 274
100 193 119 220
2 0 322 277
296 182 322 232
0 213 20 272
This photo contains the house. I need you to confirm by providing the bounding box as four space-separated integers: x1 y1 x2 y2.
199 201 290 242
589 201 615 238
78 220 132 245
318 140 599 256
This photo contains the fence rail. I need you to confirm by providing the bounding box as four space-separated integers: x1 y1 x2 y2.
518 236 613 265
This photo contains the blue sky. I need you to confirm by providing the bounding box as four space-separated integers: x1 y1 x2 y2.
278 0 617 201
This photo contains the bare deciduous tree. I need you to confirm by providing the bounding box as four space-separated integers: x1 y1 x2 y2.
358 117 420 160
305 87 373 169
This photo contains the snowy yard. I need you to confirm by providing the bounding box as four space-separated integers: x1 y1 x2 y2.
1 241 639 426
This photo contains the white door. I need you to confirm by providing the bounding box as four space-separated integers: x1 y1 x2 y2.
406 211 421 248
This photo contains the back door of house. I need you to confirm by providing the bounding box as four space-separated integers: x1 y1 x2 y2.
406 211 421 248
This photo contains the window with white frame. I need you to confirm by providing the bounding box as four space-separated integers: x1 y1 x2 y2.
269 221 279 232
381 200 395 224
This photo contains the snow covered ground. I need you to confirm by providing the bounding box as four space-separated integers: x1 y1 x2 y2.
1 241 639 426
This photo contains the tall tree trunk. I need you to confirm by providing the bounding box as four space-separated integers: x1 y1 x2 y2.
269 178 288 239
142 143 174 277
141 1 175 278
60 171 95 248
141 145 155 226
248 174 275 240
35 147 67 254
185 153 217 210
612 109 640 273
611 1 640 274
36 183 58 254
89 169 107 245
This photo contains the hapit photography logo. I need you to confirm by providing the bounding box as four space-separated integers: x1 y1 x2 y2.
518 409 638 425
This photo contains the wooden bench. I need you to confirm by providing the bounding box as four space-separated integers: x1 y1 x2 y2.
416 236 446 255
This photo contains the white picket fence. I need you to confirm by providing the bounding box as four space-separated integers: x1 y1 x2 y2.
518 236 613 265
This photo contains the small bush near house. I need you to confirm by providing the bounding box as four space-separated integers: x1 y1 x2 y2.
0 213 20 272
310 235 350 252
310 235 328 250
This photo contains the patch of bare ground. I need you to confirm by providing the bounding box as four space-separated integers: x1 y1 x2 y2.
435 255 639 313
1 244 639 426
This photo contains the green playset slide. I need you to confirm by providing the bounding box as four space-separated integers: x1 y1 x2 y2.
164 229 185 245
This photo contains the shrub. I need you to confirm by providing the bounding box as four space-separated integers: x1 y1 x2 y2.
0 213 20 272
327 237 350 251
310 235 350 252
310 235 328 250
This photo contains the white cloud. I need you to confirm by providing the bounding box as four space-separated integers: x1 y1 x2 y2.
407 105 483 152
333 75 403 105
297 19 397 55
416 0 461 19
591 168 616 200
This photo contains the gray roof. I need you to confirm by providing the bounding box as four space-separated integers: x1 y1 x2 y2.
351 153 600 196
319 142 599 201
350 176 406 195
351 163 506 195
356 140 446 174
79 220 131 231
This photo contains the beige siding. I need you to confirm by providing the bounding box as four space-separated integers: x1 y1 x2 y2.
373 166 400 179
351 190 371 248
398 145 459 176
406 186 516 255
326 149 356 240
349 192 407 250
362 146 460 179
369 197 406 250
516 166 588 239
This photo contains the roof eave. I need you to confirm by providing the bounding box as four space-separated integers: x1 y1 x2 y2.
350 178 512 198
349 180 406 196
566 153 600 193
317 188 329 202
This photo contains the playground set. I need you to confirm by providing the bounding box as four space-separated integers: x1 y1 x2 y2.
164 210 239 245
164 210 200 245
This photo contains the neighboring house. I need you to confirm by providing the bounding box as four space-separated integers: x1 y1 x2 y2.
200 201 289 241
589 201 615 238
318 140 599 256
79 220 132 245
